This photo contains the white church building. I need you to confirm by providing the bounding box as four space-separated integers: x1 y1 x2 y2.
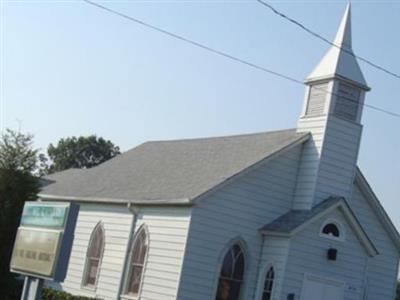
41 5 400 300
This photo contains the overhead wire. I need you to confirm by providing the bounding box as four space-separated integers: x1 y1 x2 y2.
256 0 400 80
82 0 400 119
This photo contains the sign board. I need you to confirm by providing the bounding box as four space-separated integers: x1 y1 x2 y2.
20 202 69 229
10 201 79 281
10 228 62 277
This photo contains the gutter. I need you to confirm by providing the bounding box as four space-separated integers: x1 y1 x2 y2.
37 193 192 206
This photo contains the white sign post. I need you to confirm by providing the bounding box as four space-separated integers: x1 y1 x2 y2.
10 201 79 300
21 276 43 300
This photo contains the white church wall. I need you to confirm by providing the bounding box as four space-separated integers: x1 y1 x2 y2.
47 204 191 300
176 144 303 300
254 237 290 300
55 203 134 300
282 209 368 300
348 182 399 300
133 206 191 300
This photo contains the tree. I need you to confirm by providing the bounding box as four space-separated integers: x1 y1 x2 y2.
0 129 39 172
0 129 41 300
47 135 120 173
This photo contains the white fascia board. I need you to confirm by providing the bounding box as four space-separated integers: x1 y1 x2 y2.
355 168 400 253
37 193 192 206
337 201 379 256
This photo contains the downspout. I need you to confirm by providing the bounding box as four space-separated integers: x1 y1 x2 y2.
116 202 139 300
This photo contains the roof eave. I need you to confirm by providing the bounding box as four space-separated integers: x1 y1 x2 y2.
355 168 400 253
305 74 371 91
37 193 193 206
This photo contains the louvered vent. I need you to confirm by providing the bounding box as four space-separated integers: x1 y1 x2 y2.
306 83 329 116
334 83 360 122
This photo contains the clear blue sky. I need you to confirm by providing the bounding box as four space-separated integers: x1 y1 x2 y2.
1 1 399 229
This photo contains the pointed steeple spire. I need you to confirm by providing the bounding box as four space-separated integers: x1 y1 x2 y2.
334 3 352 50
306 3 369 90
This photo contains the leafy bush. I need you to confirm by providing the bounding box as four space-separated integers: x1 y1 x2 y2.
41 287 98 300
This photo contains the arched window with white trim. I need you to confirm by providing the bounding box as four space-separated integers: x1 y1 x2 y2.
83 222 105 287
261 266 275 300
124 225 149 297
215 243 245 300
320 219 345 241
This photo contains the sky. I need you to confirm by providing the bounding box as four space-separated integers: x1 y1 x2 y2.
1 0 399 229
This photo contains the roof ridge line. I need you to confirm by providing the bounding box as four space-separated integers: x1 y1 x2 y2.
145 128 299 144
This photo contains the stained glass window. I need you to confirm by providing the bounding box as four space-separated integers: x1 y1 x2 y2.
126 227 148 295
216 244 245 300
83 223 105 287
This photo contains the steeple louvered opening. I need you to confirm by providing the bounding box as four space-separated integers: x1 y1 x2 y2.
334 82 361 122
305 83 329 116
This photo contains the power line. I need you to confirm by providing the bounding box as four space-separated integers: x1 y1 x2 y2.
82 0 400 119
256 0 400 80
82 0 301 85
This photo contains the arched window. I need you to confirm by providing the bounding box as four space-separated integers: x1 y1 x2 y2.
215 243 245 300
261 267 275 300
320 219 345 241
83 222 105 287
125 226 148 296
322 223 340 237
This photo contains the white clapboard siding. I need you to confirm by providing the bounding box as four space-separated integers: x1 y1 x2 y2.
131 206 191 300
282 209 368 300
348 183 399 300
254 237 290 300
56 204 134 300
295 115 362 209
294 116 328 209
177 144 303 300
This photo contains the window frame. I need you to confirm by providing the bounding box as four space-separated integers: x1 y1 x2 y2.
319 218 345 242
260 266 275 300
213 238 248 300
121 224 149 300
82 221 105 290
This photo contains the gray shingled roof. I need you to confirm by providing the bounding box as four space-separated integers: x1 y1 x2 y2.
39 129 309 203
260 197 341 234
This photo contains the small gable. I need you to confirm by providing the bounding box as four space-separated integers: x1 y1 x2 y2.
260 197 378 257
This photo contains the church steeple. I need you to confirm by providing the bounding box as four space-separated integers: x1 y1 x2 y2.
293 4 370 210
306 3 369 90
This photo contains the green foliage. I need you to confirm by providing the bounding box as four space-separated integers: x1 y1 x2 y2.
41 287 97 300
47 136 120 173
0 129 41 300
0 129 39 173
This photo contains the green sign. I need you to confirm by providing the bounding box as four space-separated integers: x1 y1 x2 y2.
20 202 69 229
